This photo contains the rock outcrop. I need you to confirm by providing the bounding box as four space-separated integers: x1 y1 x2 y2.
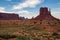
32 7 60 21
0 13 19 20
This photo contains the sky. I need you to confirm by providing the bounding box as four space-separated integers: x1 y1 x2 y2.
0 0 60 19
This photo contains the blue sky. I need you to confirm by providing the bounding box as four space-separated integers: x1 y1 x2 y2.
0 0 60 19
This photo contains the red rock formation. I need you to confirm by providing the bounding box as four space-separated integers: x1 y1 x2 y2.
32 7 60 20
0 12 19 20
19 17 25 20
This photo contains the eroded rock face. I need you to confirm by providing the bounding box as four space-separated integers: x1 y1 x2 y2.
0 13 19 20
32 7 60 20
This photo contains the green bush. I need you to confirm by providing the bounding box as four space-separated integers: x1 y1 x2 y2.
17 35 30 40
52 33 60 39
33 38 40 40
52 33 59 37
0 34 17 39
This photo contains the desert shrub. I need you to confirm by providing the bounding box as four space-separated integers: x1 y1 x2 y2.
40 20 42 21
48 22 50 24
33 38 40 40
52 33 59 36
40 22 42 24
30 33 35 37
17 35 30 40
58 30 60 32
52 33 60 38
0 34 17 39
40 20 42 24
34 21 37 24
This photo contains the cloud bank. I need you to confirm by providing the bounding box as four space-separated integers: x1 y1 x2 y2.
12 0 44 10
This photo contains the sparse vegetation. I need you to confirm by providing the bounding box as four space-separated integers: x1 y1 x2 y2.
17 35 30 40
0 20 60 40
52 32 60 40
0 34 17 40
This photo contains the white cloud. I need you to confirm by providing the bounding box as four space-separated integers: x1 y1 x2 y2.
0 7 5 12
17 10 30 14
52 11 60 19
0 7 15 13
15 10 33 18
12 0 44 10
